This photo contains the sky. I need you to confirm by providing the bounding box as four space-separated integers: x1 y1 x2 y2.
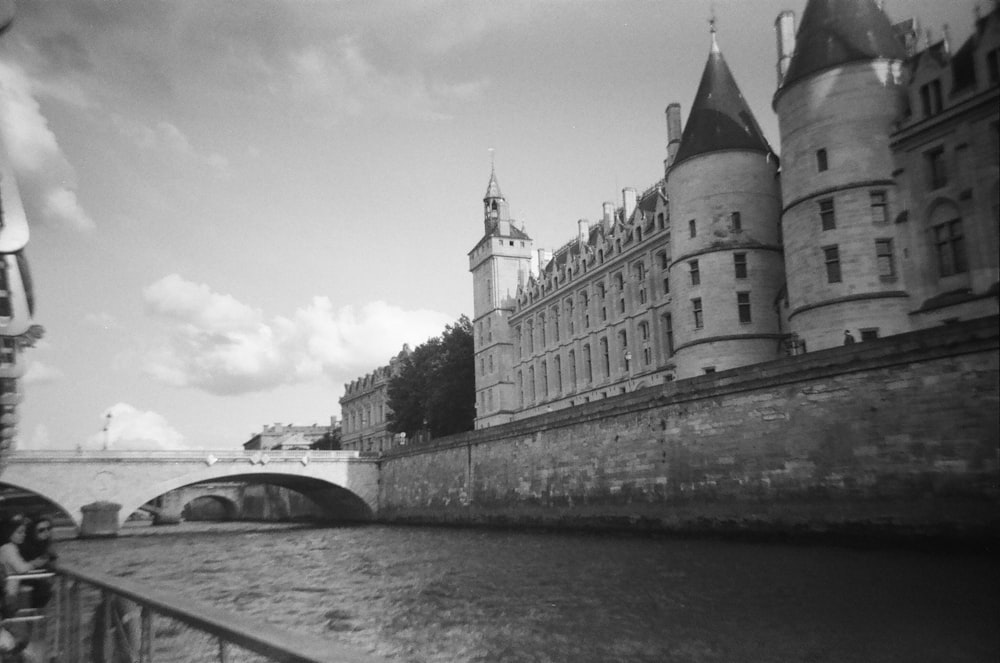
0 0 979 451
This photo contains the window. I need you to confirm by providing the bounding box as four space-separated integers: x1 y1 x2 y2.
643 346 651 366
662 277 670 296
689 260 700 286
584 344 593 382
692 298 703 329
515 326 522 359
0 338 14 366
689 219 697 238
555 355 562 393
541 361 548 398
527 320 534 353
988 48 1000 85
703 367 716 374
816 148 828 172
539 313 547 346
614 272 624 290
730 211 741 232
634 262 646 281
639 321 649 341
870 191 889 225
737 292 752 324
919 80 943 117
566 299 575 334
820 198 835 230
934 219 967 276
860 328 879 341
617 296 625 314
663 313 674 356
824 245 842 283
600 337 610 377
875 239 895 279
528 366 535 403
488 353 494 372
552 306 560 342
926 147 947 189
657 251 668 270
657 212 665 229
568 349 577 385
581 292 590 328
734 253 747 279
618 330 629 372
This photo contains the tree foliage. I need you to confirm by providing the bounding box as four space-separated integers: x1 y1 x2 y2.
386 316 475 439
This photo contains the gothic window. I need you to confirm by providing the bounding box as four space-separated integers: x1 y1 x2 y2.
692 298 703 329
552 306 560 342
820 198 835 230
934 219 967 277
689 260 700 286
737 292 752 324
568 349 577 385
555 355 563 393
581 291 590 328
541 360 548 398
539 313 547 346
600 337 610 378
528 366 536 403
584 344 593 382
824 245 842 283
566 299 575 334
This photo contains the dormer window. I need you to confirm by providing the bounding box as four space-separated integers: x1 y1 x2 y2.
920 80 943 117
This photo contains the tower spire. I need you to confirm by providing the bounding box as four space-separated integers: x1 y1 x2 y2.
709 11 720 53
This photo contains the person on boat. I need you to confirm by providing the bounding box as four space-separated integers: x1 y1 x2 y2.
0 516 50 608
17 517 56 608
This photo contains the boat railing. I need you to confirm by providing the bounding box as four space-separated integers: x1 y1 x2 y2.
8 562 383 662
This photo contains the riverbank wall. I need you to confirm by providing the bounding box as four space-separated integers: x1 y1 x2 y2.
377 316 999 543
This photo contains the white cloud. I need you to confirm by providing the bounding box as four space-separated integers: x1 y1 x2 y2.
82 403 187 451
21 360 64 385
141 274 452 396
83 312 118 329
0 61 94 231
110 115 230 176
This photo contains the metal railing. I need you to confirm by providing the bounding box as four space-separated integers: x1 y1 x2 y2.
8 563 383 663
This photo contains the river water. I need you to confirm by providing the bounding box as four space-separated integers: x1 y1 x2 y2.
58 522 998 663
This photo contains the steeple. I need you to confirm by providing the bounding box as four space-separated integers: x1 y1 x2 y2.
670 23 773 168
779 0 905 91
482 161 510 233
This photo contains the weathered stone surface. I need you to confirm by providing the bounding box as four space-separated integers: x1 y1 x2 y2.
379 317 999 542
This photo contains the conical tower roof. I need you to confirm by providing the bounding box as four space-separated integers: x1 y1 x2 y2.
484 166 503 201
781 0 905 90
672 31 772 168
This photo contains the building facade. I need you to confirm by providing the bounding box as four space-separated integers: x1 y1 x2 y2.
468 0 999 429
339 345 410 452
242 419 338 451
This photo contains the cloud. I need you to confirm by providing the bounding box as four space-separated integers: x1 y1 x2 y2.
111 115 230 175
141 274 452 396
82 403 187 451
0 61 95 231
83 312 117 329
21 361 64 385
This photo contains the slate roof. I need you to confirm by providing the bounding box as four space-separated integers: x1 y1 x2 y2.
671 35 772 168
781 0 905 89
484 167 503 200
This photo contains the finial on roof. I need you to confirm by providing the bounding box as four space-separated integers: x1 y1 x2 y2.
709 11 719 53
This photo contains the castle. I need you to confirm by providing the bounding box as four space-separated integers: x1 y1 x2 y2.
469 0 999 429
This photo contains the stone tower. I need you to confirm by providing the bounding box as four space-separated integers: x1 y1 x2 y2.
666 27 785 378
468 166 533 428
774 0 909 350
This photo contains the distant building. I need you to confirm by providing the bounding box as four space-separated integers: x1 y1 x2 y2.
339 345 410 453
242 419 338 451
467 0 999 429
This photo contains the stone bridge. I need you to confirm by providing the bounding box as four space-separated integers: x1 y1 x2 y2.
0 449 379 527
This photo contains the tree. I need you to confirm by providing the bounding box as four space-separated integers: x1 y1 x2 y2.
386 316 475 440
310 426 342 450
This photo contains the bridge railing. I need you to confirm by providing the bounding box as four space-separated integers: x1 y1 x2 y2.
7 449 365 463
28 562 383 662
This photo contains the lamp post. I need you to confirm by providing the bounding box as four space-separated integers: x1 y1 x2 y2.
102 412 112 451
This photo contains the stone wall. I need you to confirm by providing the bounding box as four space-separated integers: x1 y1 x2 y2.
378 316 999 542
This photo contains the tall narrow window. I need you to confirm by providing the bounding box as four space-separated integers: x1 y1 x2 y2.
541 360 548 398
517 371 524 408
689 219 697 238
692 298 703 329
663 313 674 356
816 148 828 172
689 260 700 286
737 292 752 324
515 326 522 359
875 239 895 278
527 320 534 353
926 147 947 189
934 219 967 276
819 198 835 230
552 306 560 342
662 276 670 296
584 344 593 382
598 283 607 321
568 349 577 386
618 330 629 372
870 191 889 224
734 253 747 279
581 292 590 328
566 299 574 335
730 211 742 231
600 337 610 378
657 251 668 270
539 313 547 346
920 80 943 116
824 245 842 283
528 366 535 403
555 355 562 393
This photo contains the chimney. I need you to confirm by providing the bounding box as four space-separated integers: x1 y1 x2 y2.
665 103 682 171
577 218 590 244
622 188 637 223
602 201 615 232
775 11 796 87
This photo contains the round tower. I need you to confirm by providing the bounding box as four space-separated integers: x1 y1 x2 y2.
469 166 533 428
667 27 785 379
774 0 909 350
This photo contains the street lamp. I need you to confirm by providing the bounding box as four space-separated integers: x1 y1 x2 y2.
102 412 112 451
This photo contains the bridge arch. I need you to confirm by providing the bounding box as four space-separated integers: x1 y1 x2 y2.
181 495 240 521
